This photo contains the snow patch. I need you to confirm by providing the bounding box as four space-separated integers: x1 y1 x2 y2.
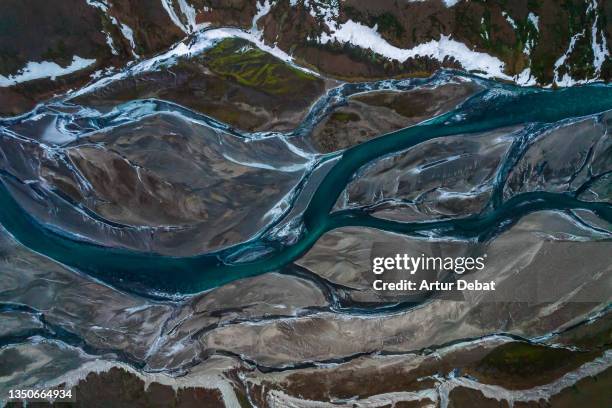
319 19 507 79
553 31 584 86
513 68 536 87
480 17 489 41
317 19 541 85
502 12 517 30
85 0 119 56
85 0 109 11
119 22 140 58
521 13 539 56
0 56 96 87
177 0 198 32
85 0 140 58
442 0 461 7
527 12 539 32
306 0 340 30
161 0 207 34
588 0 609 74
252 0 271 35
104 30 119 55
160 0 189 33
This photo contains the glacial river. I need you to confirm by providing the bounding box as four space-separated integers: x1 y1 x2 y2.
1 79 612 297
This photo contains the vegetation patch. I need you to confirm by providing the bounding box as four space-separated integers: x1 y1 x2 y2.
204 38 320 97
473 341 598 388
330 111 360 122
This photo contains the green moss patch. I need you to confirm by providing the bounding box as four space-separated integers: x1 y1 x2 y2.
330 111 360 122
204 38 320 97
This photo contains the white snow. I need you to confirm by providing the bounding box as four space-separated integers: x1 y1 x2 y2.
85 0 119 56
527 12 539 31
252 0 271 35
587 0 596 12
553 31 584 86
481 17 489 41
161 0 208 34
319 19 508 79
90 67 114 80
502 12 517 30
160 0 189 34
522 13 539 56
104 30 119 55
90 69 103 79
523 36 535 56
85 0 140 58
555 74 577 88
551 1 608 83
0 56 96 87
513 67 536 86
588 0 609 74
177 0 198 32
523 38 535 56
442 0 461 7
317 19 543 85
85 0 109 11
306 0 340 30
119 22 139 58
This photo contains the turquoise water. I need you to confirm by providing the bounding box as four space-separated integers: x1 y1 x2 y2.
1 83 612 296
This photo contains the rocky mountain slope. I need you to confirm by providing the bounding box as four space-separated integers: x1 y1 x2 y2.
1 0 610 115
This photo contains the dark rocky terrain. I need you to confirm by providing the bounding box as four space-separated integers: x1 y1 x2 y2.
2 0 611 116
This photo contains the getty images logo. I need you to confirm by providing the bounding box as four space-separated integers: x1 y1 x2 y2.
372 253 487 275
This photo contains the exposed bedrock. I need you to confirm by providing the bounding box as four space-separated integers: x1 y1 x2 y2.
258 0 611 84
0 0 185 116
